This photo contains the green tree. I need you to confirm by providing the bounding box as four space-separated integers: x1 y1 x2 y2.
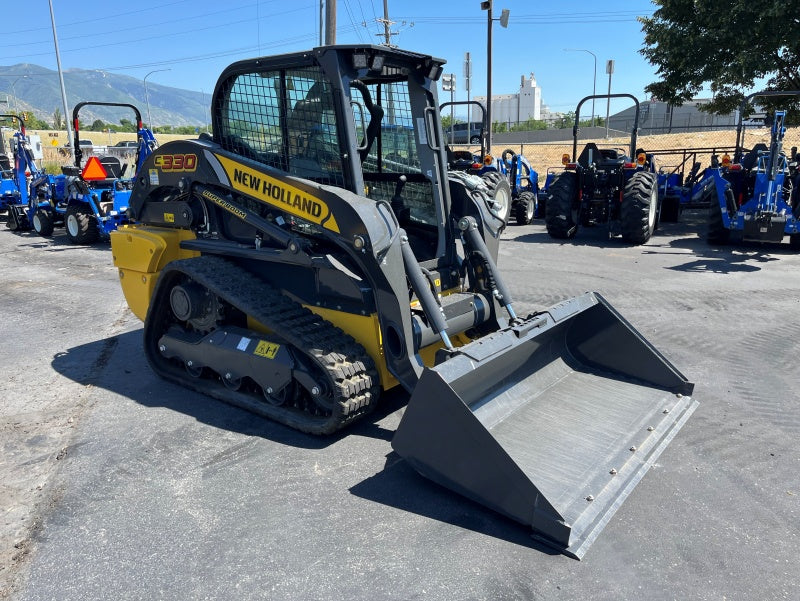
555 112 603 129
639 0 800 115
89 119 108 132
118 118 137 133
440 114 462 130
53 107 63 129
16 111 51 130
510 117 548 132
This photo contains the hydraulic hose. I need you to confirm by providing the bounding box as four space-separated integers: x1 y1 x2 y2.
457 216 517 321
400 233 453 350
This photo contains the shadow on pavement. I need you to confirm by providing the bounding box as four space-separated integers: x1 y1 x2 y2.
507 224 618 248
6 229 112 252
349 452 558 555
51 330 554 551
51 329 404 451
643 231 791 273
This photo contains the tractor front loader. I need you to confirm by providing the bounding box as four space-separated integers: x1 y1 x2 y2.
110 46 696 559
706 91 800 248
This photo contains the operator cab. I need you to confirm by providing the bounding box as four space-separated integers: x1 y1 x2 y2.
213 45 451 262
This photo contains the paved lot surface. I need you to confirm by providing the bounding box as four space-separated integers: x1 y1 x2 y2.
1 213 798 600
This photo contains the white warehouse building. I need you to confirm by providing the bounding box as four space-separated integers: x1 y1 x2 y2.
472 73 542 125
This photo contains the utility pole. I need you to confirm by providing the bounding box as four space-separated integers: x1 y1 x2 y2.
325 0 336 45
605 59 614 138
464 52 472 142
480 1 509 153
379 0 392 45
48 0 73 154
485 1 493 150
374 1 411 47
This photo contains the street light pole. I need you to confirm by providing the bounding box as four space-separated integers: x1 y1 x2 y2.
564 48 596 127
10 76 28 112
481 1 509 153
48 0 73 153
605 60 614 138
143 68 171 131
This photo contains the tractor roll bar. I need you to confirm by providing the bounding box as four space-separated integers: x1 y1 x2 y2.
572 93 640 161
71 102 145 168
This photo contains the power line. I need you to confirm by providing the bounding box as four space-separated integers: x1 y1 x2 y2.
2 5 315 61
9 2 274 48
342 0 367 43
7 0 197 35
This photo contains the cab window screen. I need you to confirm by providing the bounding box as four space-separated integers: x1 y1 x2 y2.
217 67 344 186
351 80 436 226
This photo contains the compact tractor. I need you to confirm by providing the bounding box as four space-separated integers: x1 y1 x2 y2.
545 94 659 244
498 148 540 224
1 116 23 215
705 91 800 248
654 147 731 223
110 45 696 559
6 102 155 244
440 100 512 223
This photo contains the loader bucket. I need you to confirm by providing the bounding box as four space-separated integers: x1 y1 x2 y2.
391 292 696 559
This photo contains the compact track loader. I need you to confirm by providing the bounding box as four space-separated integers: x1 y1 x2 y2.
111 46 696 559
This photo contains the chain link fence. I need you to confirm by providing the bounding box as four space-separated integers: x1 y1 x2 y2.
485 127 800 183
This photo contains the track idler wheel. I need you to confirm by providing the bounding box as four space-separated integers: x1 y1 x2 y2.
185 361 204 378
262 382 295 407
170 281 221 332
221 372 242 391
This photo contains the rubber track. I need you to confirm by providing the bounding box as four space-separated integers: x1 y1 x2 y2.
147 255 379 435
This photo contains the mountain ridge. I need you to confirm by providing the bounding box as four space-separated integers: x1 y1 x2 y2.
0 63 209 127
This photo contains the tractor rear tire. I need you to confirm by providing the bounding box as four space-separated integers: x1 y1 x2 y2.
514 191 536 225
32 209 54 237
621 171 658 244
789 234 800 250
65 204 100 245
545 171 580 239
660 194 680 223
707 197 730 245
481 171 511 222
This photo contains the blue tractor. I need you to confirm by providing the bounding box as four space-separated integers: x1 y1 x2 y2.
1 116 24 215
440 100 512 224
3 114 55 233
498 148 540 225
706 91 800 248
654 147 734 223
545 94 659 244
6 102 156 243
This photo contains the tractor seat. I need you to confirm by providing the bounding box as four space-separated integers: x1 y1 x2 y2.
578 143 625 168
99 156 124 179
741 143 768 171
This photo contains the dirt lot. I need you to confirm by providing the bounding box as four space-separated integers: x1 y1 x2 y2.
485 127 800 179
1 209 798 600
27 126 800 181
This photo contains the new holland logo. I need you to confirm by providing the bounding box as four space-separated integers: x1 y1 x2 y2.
215 155 340 233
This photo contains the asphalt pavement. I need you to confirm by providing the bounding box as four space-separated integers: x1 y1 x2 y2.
2 212 798 601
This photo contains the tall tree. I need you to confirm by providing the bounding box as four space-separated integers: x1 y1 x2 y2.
639 0 800 114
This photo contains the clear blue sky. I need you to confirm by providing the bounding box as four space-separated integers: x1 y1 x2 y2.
3 0 670 115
